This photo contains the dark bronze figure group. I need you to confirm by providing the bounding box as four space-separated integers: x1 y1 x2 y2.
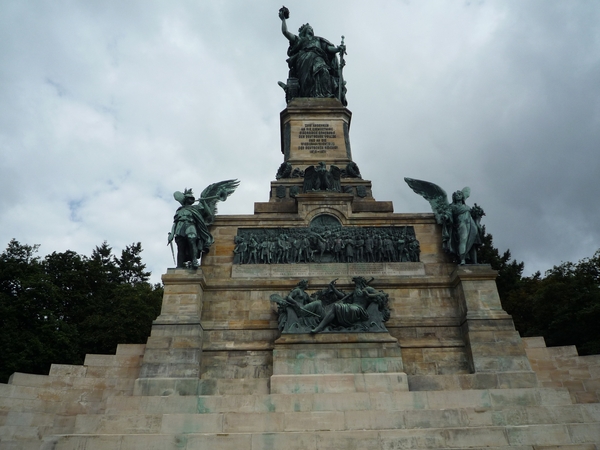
270 277 390 334
276 162 304 180
276 161 362 184
303 162 342 192
233 225 420 265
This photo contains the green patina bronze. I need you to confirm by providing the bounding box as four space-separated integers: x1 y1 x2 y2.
303 162 342 192
276 161 361 181
233 222 420 265
278 6 347 105
404 177 485 265
168 179 239 269
270 277 391 334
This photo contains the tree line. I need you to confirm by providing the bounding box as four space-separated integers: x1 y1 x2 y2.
0 239 163 383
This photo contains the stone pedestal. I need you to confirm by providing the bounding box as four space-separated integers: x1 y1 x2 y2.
453 265 538 387
280 97 352 166
133 268 206 396
270 100 386 204
271 333 408 394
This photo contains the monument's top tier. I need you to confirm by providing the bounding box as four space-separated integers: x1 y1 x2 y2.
280 98 352 167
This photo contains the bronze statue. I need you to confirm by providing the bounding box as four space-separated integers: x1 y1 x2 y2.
303 162 341 192
278 6 347 105
311 277 388 333
270 277 390 334
342 161 362 179
168 180 239 269
404 177 484 265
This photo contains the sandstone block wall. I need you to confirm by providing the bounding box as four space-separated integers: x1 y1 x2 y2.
197 204 478 381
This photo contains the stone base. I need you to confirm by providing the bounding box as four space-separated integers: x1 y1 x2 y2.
280 97 352 165
271 372 409 394
232 261 425 278
272 333 404 382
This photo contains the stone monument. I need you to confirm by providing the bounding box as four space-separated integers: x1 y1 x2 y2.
1 8 599 449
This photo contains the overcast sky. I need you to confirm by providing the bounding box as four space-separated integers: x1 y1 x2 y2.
1 1 599 283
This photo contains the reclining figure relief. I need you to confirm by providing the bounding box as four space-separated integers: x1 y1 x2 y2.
270 277 390 334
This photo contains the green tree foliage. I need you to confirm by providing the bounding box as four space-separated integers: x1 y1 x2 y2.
477 226 525 300
503 252 600 355
0 239 163 383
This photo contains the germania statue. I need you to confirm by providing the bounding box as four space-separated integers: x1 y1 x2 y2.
278 6 347 105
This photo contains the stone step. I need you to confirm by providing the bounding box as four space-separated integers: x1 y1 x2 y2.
6 372 136 392
0 388 104 416
0 413 75 450
73 404 600 435
0 382 105 404
407 371 538 391
114 343 146 356
197 378 270 395
46 423 600 449
82 353 143 369
106 388 574 415
0 439 44 450
138 372 464 396
48 364 88 378
270 372 409 394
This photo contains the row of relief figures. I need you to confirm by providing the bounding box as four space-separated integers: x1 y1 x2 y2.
233 226 420 265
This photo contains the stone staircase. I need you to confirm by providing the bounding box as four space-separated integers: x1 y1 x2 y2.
1 338 599 449
3 350 600 449
43 382 600 449
524 337 600 404
0 344 145 450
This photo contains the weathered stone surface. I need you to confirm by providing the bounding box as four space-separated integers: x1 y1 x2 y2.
281 98 352 165
271 373 408 394
232 261 426 278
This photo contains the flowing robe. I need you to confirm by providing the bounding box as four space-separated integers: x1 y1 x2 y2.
287 35 340 99
331 302 368 327
449 203 481 261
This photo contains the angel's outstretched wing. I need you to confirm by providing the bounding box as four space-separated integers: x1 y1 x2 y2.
404 177 450 224
199 179 240 217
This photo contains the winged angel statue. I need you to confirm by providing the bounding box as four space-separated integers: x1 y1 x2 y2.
168 180 239 269
404 178 485 265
